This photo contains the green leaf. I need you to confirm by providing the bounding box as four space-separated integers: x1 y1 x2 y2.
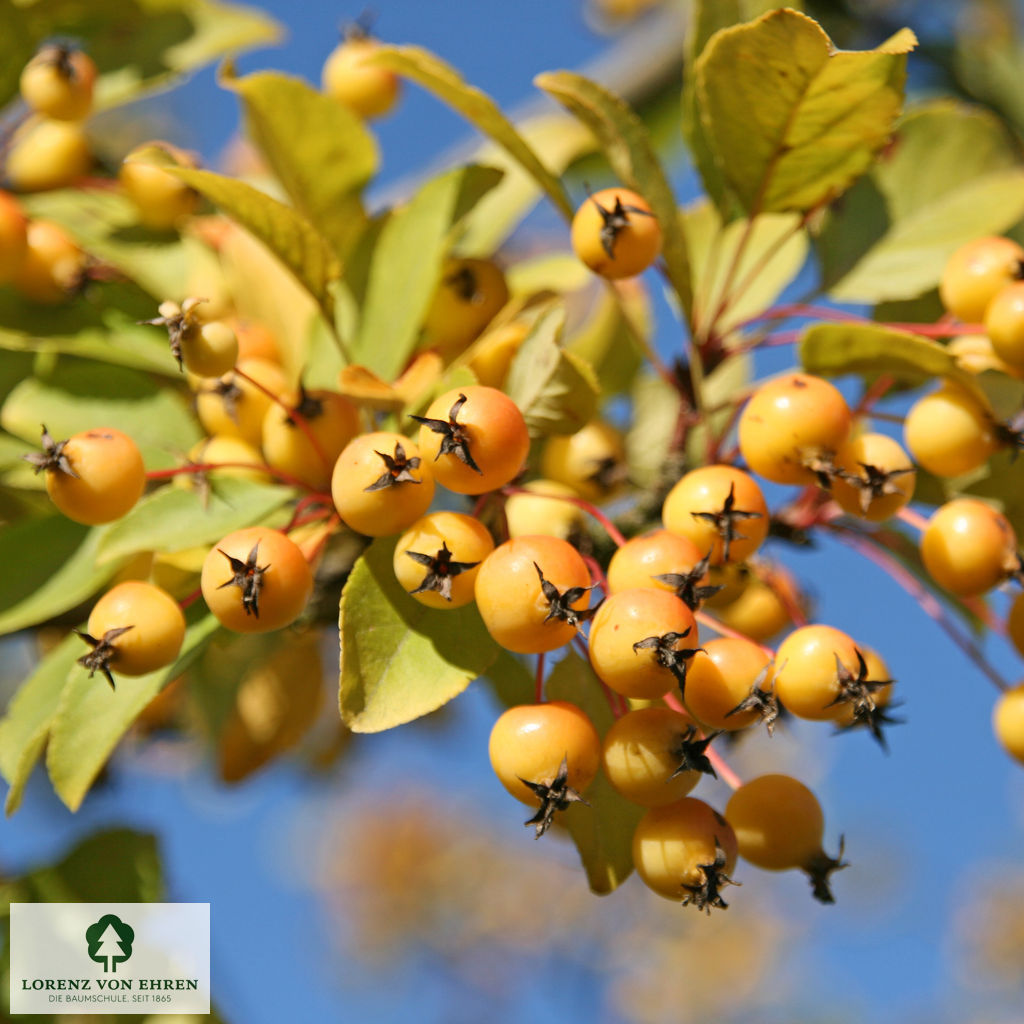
697 9 914 215
0 518 125 636
686 353 753 466
226 70 377 261
814 176 890 292
829 168 1024 303
566 285 649 397
799 323 988 405
97 478 294 564
353 165 504 380
370 46 574 221
0 633 80 816
682 0 744 217
875 102 1019 222
458 115 595 256
505 304 600 437
534 70 694 323
483 650 534 709
546 650 643 895
681 199 808 334
23 829 163 904
1 361 201 470
338 538 503 733
626 370 683 490
46 607 221 812
167 166 339 321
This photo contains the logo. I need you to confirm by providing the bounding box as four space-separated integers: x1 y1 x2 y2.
10 903 210 1014
85 914 135 973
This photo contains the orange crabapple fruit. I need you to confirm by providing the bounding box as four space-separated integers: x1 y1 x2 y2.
321 34 401 120
773 624 862 721
26 425 145 525
903 384 997 478
631 796 739 908
984 281 1024 370
684 637 775 733
662 465 769 566
12 219 86 304
588 588 700 700
420 258 510 357
78 581 185 687
947 334 1022 377
830 432 916 522
606 529 706 598
466 321 529 388
392 512 494 609
600 707 705 807
5 117 91 192
540 419 627 504
201 526 313 633
230 317 280 364
331 432 435 537
261 388 361 492
571 187 662 280
174 436 269 488
413 386 529 495
474 535 593 654
119 142 200 232
993 684 1024 766
725 774 825 871
738 373 852 485
503 480 585 541
20 45 96 121
488 701 601 837
939 235 1024 324
0 191 28 282
920 498 1017 597
194 358 290 448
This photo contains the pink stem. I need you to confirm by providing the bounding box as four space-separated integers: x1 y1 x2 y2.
695 610 775 656
146 460 313 492
829 525 1009 692
881 321 986 338
896 506 930 533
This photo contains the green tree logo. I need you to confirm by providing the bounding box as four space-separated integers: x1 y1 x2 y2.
85 915 135 973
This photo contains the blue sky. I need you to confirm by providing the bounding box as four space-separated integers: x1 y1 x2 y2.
5 1 1024 1021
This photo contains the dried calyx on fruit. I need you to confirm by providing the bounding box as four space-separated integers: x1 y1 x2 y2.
23 424 75 477
75 626 133 689
364 441 422 491
680 840 740 914
410 392 480 473
141 297 206 369
216 542 269 618
653 551 722 610
632 627 704 691
827 649 902 750
534 562 598 626
519 755 589 839
689 482 764 563
725 663 781 736
670 726 720 779
403 541 480 602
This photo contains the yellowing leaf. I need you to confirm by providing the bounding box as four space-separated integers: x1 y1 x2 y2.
697 9 914 215
369 46 574 222
505 304 600 437
352 165 503 381
534 70 694 323
167 166 339 322
336 365 406 411
338 539 503 733
225 70 376 261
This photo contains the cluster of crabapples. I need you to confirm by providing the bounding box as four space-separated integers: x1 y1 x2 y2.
14 31 1024 908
